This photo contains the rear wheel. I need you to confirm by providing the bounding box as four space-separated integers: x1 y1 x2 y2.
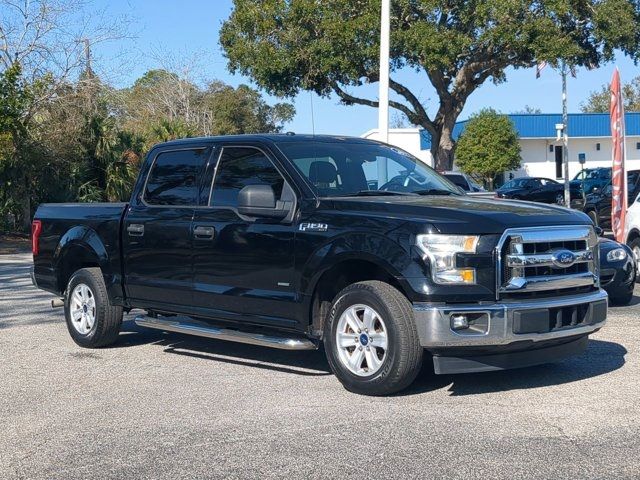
555 193 565 205
324 281 423 396
64 268 123 347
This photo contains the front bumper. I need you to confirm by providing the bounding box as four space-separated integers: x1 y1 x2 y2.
413 289 608 374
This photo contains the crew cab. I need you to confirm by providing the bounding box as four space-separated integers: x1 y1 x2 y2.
32 135 608 395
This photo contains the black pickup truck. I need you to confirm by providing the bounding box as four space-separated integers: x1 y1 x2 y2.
32 134 607 395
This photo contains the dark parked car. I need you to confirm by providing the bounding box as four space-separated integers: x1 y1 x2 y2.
495 177 583 205
442 171 485 192
583 170 640 228
32 134 607 396
599 238 636 306
570 167 611 195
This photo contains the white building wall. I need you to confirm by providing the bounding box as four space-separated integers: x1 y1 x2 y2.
362 128 640 180
516 137 640 180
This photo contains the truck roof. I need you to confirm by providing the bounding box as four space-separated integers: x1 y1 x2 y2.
156 133 379 148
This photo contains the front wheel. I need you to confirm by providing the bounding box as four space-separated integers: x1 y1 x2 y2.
64 268 123 347
324 281 423 396
629 238 640 284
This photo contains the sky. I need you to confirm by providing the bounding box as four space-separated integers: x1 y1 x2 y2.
92 0 640 137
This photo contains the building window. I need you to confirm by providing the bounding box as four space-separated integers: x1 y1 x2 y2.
596 143 601 151
549 144 554 153
636 142 640 150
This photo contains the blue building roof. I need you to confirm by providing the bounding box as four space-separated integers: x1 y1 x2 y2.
420 112 640 150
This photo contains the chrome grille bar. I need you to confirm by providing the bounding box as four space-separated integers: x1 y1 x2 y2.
506 250 593 268
496 226 599 299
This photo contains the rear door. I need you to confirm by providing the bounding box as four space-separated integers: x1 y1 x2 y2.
123 145 213 313
191 143 299 329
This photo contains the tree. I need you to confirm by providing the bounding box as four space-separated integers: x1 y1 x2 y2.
581 76 640 112
220 0 640 171
513 105 542 114
454 109 521 189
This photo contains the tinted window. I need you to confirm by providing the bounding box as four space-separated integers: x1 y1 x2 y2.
145 149 208 206
211 147 284 207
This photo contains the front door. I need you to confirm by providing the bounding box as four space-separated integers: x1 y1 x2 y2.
191 144 299 329
123 146 212 313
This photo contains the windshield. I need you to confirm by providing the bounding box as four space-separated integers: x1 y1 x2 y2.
277 141 460 197
574 169 610 181
501 178 531 189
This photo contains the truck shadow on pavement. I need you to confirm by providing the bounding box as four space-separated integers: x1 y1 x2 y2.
404 339 627 397
117 319 626 393
116 319 332 377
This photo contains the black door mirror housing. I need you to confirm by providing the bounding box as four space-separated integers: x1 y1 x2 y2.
238 185 290 219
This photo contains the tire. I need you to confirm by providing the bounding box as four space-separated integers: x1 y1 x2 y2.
587 210 599 227
64 267 123 348
555 193 564 205
609 287 634 306
629 238 640 284
323 281 423 396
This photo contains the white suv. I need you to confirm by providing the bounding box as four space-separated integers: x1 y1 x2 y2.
625 192 640 282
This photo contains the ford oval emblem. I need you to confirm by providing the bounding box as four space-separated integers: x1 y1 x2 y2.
551 249 576 268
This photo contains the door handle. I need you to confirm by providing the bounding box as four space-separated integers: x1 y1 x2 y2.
193 225 215 240
127 224 144 236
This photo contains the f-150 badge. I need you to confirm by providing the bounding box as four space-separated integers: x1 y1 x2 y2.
299 223 328 232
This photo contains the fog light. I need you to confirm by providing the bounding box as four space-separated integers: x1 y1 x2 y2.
451 314 469 331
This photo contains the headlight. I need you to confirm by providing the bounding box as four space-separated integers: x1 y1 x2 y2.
416 234 479 284
607 248 627 262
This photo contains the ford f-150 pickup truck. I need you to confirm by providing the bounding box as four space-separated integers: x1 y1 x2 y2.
31 134 607 395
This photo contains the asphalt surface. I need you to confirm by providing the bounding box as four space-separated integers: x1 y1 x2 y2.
1 252 639 479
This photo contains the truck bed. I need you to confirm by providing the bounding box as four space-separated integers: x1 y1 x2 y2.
32 202 128 297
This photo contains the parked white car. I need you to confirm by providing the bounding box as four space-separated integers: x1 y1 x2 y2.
625 192 640 282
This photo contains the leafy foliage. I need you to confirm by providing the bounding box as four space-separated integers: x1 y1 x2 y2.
581 76 640 113
454 109 521 189
0 64 295 231
221 0 640 170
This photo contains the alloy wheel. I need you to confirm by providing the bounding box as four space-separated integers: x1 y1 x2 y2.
335 304 388 377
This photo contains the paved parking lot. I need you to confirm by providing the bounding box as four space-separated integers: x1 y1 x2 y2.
1 252 639 479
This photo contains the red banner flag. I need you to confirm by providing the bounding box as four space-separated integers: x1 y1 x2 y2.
610 68 627 242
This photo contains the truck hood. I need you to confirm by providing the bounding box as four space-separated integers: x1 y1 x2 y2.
324 194 592 234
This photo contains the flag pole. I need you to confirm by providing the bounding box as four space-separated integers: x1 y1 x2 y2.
378 0 390 145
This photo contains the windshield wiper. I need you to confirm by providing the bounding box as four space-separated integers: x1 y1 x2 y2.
339 190 417 197
413 189 460 196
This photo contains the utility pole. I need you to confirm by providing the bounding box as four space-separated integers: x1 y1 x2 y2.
562 61 570 207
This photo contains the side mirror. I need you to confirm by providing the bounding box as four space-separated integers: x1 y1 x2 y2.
237 185 290 219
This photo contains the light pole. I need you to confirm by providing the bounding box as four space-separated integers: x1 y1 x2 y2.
378 0 390 145
561 61 570 207
378 0 390 184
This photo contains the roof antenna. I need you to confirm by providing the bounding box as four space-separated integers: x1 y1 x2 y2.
310 91 316 137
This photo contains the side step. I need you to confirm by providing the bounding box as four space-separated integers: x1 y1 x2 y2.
134 315 318 351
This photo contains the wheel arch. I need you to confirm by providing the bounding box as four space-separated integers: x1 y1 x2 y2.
53 226 117 299
305 255 412 338
627 228 640 245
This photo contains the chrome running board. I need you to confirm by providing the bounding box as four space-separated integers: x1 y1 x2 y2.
134 315 318 351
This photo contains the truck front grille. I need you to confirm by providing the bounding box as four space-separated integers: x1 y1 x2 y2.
497 226 599 299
